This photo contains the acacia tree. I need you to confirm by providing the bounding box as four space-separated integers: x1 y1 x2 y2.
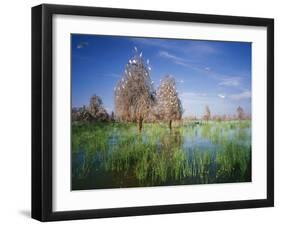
203 105 211 121
88 95 109 121
115 48 155 132
156 75 183 130
89 95 102 115
237 106 245 120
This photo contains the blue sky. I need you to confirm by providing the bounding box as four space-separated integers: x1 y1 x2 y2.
72 34 251 117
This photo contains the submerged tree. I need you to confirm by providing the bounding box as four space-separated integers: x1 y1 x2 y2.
237 106 245 120
203 105 211 121
115 47 155 132
156 75 182 130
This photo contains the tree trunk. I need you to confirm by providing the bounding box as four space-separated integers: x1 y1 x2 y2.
169 120 172 131
138 117 143 133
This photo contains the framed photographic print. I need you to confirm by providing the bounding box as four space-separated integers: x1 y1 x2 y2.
32 4 274 221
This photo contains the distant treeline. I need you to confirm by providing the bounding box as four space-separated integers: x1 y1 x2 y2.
72 94 250 123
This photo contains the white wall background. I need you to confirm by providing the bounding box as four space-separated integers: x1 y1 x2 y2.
0 0 279 225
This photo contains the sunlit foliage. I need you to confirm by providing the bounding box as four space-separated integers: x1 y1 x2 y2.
156 75 183 130
114 47 155 131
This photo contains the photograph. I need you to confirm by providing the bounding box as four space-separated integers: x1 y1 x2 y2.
71 34 252 190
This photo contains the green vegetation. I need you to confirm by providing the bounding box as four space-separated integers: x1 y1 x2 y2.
72 120 251 190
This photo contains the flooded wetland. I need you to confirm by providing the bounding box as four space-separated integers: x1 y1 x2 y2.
72 120 251 190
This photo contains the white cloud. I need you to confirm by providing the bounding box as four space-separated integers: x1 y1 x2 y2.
229 91 251 100
218 94 225 99
179 92 208 106
184 42 218 55
77 42 88 49
158 51 245 92
158 51 185 63
133 38 219 57
218 77 241 87
158 51 198 70
158 51 226 83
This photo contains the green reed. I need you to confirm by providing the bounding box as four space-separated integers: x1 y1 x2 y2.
72 120 251 189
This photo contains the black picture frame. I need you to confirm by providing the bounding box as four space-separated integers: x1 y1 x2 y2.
32 4 274 222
